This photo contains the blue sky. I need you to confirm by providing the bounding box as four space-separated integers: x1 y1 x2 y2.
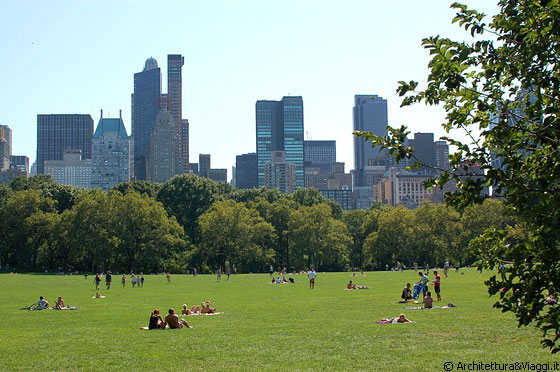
1 0 498 176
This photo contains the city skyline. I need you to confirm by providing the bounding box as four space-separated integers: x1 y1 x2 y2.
1 1 499 176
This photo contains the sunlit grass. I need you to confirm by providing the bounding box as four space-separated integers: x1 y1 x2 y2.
0 269 556 371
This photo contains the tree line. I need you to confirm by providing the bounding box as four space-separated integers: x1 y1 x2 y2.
0 174 517 274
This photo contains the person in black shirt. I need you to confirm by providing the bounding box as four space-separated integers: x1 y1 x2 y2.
105 272 112 290
401 283 413 302
148 309 164 329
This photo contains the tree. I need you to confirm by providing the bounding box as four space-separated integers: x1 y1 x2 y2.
156 174 219 243
287 204 351 270
0 190 56 269
290 188 343 219
342 209 368 269
111 180 162 198
248 196 298 270
9 174 80 213
355 0 560 351
111 192 187 273
198 200 275 273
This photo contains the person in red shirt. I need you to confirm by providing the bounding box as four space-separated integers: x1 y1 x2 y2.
433 270 442 301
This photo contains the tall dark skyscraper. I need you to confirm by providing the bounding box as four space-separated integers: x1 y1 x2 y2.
256 96 304 189
132 57 162 180
304 140 336 173
235 152 258 189
167 55 189 173
353 94 388 187
408 132 436 171
36 114 93 174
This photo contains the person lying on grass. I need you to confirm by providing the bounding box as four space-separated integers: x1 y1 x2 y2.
191 304 200 314
94 292 105 298
37 296 49 309
149 309 165 329
164 308 191 329
378 313 412 324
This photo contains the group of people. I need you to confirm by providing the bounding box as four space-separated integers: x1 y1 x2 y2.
346 280 369 290
399 271 442 308
37 296 67 310
121 273 146 288
181 301 216 315
149 308 191 329
93 272 147 290
271 276 295 284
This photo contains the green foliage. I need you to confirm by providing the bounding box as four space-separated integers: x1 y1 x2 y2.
9 174 80 213
198 200 275 272
156 174 219 243
355 0 560 351
287 204 351 270
111 180 162 198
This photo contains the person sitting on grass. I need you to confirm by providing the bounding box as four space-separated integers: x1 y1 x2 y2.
201 301 215 314
38 296 49 309
400 283 413 302
181 304 191 315
191 304 200 314
148 309 164 329
53 296 65 309
288 277 295 283
347 280 356 290
163 308 191 329
271 277 275 284
423 291 434 309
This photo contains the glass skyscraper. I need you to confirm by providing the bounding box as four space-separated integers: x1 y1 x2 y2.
132 57 162 180
36 114 94 175
353 94 388 187
255 96 304 190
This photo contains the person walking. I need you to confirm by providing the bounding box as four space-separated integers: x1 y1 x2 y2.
269 265 274 276
226 268 231 280
105 271 112 290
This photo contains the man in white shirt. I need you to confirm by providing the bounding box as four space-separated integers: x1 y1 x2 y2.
308 269 316 289
37 296 49 309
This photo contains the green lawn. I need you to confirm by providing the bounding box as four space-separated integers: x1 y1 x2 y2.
0 269 556 371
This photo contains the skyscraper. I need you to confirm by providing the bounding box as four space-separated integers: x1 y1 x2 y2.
132 57 162 180
353 95 388 187
264 151 297 194
91 110 131 191
256 96 304 189
36 114 94 174
0 125 12 155
408 132 436 172
167 54 189 174
235 153 258 189
304 140 336 173
199 154 210 178
148 110 177 183
0 127 10 171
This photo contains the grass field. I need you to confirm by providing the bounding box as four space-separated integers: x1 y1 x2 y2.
0 269 557 371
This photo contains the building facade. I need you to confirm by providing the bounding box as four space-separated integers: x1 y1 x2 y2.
264 151 297 193
91 111 131 191
353 95 388 187
132 57 162 180
256 96 304 189
36 114 93 175
304 140 336 174
0 125 12 156
44 150 92 188
10 155 29 174
235 152 258 189
148 110 177 183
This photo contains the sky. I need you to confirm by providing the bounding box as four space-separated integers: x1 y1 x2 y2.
1 0 499 178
